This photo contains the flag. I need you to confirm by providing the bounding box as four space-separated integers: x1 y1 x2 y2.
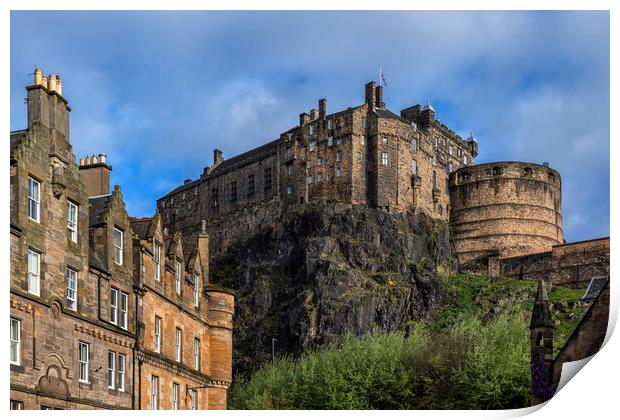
380 67 388 87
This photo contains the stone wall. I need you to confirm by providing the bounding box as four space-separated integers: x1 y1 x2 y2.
500 237 609 288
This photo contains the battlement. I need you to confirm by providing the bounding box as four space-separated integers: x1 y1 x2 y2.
450 161 560 188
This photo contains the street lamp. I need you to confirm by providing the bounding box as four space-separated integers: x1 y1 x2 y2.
272 338 278 361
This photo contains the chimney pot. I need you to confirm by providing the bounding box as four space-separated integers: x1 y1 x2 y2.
79 157 85 166
79 153 112 197
299 112 310 126
34 68 43 86
56 76 62 96
98 153 107 164
48 75 57 92
365 81 377 107
375 85 384 108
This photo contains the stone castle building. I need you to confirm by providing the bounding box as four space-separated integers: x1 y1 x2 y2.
157 80 607 284
10 69 234 410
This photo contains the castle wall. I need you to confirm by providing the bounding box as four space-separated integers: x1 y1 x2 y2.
500 237 609 288
449 162 564 270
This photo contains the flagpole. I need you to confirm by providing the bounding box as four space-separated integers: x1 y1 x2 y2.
379 66 382 87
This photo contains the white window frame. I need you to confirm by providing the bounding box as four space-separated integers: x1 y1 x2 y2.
27 249 41 296
463 155 468 165
107 350 116 389
193 274 200 307
175 261 182 294
316 172 323 182
191 389 198 410
336 150 342 162
307 175 313 185
79 341 89 383
327 119 333 130
118 353 126 391
154 242 161 281
67 201 78 242
113 228 123 265
194 337 200 371
361 135 366 146
27 176 40 222
336 167 342 177
10 318 20 366
120 292 128 330
110 287 118 325
309 124 316 135
151 375 159 410
287 164 294 176
309 140 317 152
66 268 77 311
172 383 179 410
154 316 161 353
412 159 418 176
175 327 182 362
382 152 389 166
286 186 292 195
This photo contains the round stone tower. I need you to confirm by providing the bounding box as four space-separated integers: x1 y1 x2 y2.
449 161 563 271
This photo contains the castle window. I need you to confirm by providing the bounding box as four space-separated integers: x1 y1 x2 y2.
248 174 256 195
412 159 418 175
286 186 292 195
27 248 41 296
317 172 323 182
194 189 198 196
265 168 272 190
27 176 40 222
10 400 23 410
310 141 317 152
523 167 533 177
318 156 323 166
172 383 180 410
191 389 198 410
67 200 78 243
307 175 313 185
230 181 237 202
336 150 342 162
66 267 77 311
118 354 125 391
336 137 342 145
287 132 293 141
309 124 316 135
182 193 186 200
448 162 453 173
170 197 174 205
113 227 123 265
287 164 294 176
10 318 20 366
336 167 342 177
211 187 219 207
361 135 366 146
382 152 389 166
78 341 90 383
327 119 333 130
193 273 200 307
307 160 312 169
194 337 201 371
432 155 437 166
432 171 437 188
411 138 417 153
449 145 453 156
434 137 438 148
382 137 388 145
491 166 502 177
361 116 367 129
328 136 333 147
286 146 293 159
154 242 161 281
463 155 468 165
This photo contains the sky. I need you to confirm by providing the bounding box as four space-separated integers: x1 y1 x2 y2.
10 11 610 242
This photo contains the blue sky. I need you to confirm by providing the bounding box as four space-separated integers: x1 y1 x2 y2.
10 11 609 242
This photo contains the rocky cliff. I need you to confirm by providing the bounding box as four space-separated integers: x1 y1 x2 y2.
210 202 454 375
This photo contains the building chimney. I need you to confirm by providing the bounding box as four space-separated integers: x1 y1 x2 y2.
310 109 319 120
34 68 43 86
56 76 63 96
78 153 112 197
198 220 210 283
318 98 327 119
48 74 57 93
365 81 376 107
375 85 384 108
213 149 224 166
300 112 310 126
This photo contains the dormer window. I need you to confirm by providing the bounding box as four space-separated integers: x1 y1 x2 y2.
154 242 161 281
113 228 123 265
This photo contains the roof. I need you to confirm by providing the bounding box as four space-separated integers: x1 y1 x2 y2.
10 130 27 159
530 279 554 328
89 195 112 226
89 247 108 273
373 107 414 125
158 179 200 201
208 139 279 177
582 276 609 302
130 218 153 240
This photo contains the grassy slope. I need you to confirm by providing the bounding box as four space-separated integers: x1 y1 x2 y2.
228 274 586 409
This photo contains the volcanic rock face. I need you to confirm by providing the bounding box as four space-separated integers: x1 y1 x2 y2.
211 203 454 375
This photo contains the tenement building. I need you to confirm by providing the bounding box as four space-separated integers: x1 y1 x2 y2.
10 69 234 410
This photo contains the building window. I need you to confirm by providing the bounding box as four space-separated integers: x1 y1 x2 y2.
175 327 182 362
412 159 418 176
316 172 323 182
194 337 200 371
211 187 219 208
285 146 293 159
154 316 161 353
172 383 179 410
67 201 78 242
120 292 128 329
191 389 198 410
336 167 342 177
113 228 123 265
27 249 40 296
327 119 333 130
361 135 366 146
264 168 272 190
463 155 467 165
449 145 453 156
432 154 437 166
230 181 237 202
78 341 89 383
336 150 342 162
110 288 118 325
411 138 417 153
10 400 23 410
361 116 367 129
336 137 342 146
433 171 437 188
309 124 316 135
307 175 313 185
382 152 388 166
287 163 294 176
448 162 453 173
175 261 182 294
328 136 333 147
154 242 161 281
309 140 317 152
150 376 159 410
382 137 388 145
66 268 77 311
10 318 20 366
286 186 292 195
117 353 126 391
108 351 116 389
248 174 255 195
27 176 40 222
318 156 323 166
193 274 200 307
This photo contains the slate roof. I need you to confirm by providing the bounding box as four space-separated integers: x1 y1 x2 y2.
208 139 279 178
582 276 609 302
89 195 112 227
130 218 153 240
158 179 200 201
374 107 414 125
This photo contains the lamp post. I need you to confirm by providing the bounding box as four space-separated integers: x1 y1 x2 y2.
272 338 277 362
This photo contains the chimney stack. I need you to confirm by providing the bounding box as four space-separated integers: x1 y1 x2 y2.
318 98 327 119
213 149 224 166
375 85 384 108
78 153 112 197
365 81 377 108
299 112 310 126
48 74 58 93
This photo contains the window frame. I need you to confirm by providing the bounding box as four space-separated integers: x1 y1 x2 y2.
175 327 182 363
118 353 126 392
382 152 389 166
27 176 40 222
10 318 20 366
78 341 90 383
119 291 128 330
172 382 180 410
175 260 182 294
67 200 78 242
113 227 124 265
154 316 162 353
110 287 118 325
193 274 200 307
66 267 78 311
151 375 159 410
107 350 116 390
191 389 198 410
194 337 200 371
154 242 161 281
27 249 41 296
